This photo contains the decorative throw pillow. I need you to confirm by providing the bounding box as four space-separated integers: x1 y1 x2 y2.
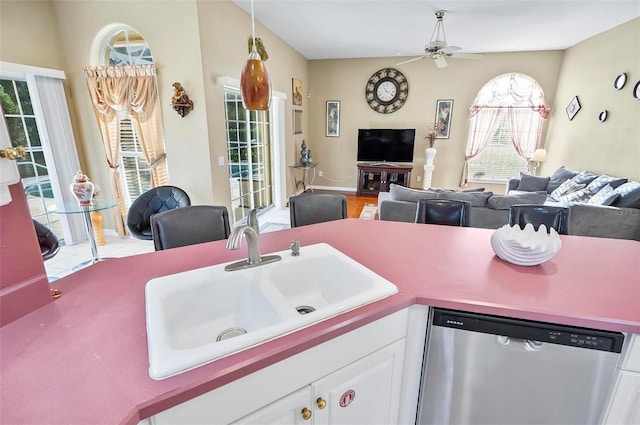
515 172 550 192
586 174 628 193
546 167 579 193
612 181 640 208
559 188 593 206
550 179 586 201
438 191 493 207
388 184 439 203
588 185 620 206
487 192 548 210
570 170 599 186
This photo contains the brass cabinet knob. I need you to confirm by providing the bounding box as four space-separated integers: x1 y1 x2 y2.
301 407 312 420
316 397 327 409
0 145 26 160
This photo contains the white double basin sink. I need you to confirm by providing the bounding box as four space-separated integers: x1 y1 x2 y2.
145 243 398 380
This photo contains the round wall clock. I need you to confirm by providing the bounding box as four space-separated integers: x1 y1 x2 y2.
365 68 409 114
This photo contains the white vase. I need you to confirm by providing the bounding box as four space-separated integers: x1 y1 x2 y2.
69 170 95 207
425 147 437 166
423 148 437 190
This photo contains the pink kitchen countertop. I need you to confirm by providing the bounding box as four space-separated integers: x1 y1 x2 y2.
2 219 639 424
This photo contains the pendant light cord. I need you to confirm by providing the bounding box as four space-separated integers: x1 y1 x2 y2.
251 0 256 46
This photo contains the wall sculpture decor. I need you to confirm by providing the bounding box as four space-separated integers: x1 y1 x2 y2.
171 82 194 117
566 96 581 121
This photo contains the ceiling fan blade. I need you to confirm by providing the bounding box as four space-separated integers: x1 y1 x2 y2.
450 52 484 60
434 55 448 68
440 45 461 54
396 56 427 66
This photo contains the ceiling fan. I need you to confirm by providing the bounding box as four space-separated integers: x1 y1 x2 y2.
397 10 482 69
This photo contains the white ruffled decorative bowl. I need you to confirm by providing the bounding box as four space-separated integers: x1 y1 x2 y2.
490 223 562 266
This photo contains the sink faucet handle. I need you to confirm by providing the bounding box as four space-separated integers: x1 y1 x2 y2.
290 240 300 256
247 208 260 235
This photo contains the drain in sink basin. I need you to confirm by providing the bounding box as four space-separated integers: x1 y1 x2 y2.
296 305 316 315
216 327 248 341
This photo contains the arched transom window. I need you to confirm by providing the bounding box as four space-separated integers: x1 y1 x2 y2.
462 73 550 185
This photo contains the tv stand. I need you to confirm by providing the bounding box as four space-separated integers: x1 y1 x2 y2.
356 163 412 196
367 162 401 167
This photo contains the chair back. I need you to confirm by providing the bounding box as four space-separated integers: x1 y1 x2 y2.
33 220 60 261
150 205 230 251
289 193 348 227
415 199 471 227
508 204 570 235
127 186 191 240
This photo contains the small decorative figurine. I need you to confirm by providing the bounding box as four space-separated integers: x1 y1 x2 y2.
69 170 95 206
300 140 310 165
171 82 194 117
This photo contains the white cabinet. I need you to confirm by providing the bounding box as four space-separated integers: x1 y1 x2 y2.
233 339 405 425
600 370 640 425
312 339 404 424
600 334 640 424
0 111 21 206
232 387 313 425
150 308 426 425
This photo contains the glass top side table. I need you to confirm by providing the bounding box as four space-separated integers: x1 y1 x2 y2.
288 163 317 192
50 200 118 270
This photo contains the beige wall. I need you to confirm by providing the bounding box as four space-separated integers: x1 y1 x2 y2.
543 17 640 182
1 0 637 225
0 0 65 70
0 0 308 223
308 51 564 193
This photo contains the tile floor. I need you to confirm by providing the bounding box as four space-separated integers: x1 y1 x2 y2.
45 206 291 281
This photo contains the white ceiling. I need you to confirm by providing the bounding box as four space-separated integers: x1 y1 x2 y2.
232 0 640 60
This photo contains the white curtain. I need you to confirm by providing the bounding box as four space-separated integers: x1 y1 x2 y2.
507 107 544 173
460 108 504 187
28 75 86 244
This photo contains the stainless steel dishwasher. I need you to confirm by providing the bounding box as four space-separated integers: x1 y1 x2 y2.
417 308 624 425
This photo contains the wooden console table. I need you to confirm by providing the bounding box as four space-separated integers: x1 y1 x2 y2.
356 163 412 196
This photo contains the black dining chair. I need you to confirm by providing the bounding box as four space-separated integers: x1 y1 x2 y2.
126 186 191 240
415 199 471 227
150 205 231 251
33 219 60 261
289 193 348 227
508 204 570 235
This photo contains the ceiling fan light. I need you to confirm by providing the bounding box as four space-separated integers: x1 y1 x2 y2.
241 46 272 111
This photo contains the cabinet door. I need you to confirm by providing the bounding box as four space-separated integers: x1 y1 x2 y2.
232 386 313 425
600 370 640 425
312 339 405 425
360 169 383 194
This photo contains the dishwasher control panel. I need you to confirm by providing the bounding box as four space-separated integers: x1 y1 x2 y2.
433 309 625 353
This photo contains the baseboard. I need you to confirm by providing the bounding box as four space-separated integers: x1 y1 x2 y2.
309 185 356 193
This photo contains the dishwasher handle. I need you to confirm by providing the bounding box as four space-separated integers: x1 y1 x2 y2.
496 335 545 351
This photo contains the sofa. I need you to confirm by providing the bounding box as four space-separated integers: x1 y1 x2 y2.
378 167 640 241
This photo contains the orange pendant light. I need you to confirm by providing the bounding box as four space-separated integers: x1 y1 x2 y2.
240 0 271 111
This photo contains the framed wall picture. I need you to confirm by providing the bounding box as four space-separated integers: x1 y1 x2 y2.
293 110 303 134
435 99 453 139
326 100 340 137
566 96 581 120
292 78 303 106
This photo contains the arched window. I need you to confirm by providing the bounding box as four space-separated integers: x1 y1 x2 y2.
102 28 154 66
85 25 168 234
99 26 159 206
461 73 550 186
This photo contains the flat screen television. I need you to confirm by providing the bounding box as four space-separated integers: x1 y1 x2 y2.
357 129 416 163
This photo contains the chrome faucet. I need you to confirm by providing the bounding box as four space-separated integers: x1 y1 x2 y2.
225 208 281 271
